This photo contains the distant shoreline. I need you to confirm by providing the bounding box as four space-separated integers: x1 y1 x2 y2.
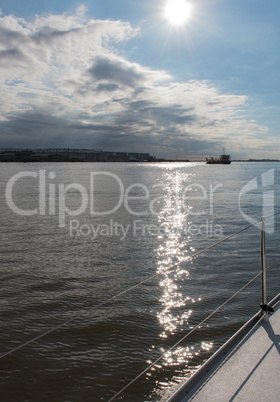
233 159 280 162
1 159 280 163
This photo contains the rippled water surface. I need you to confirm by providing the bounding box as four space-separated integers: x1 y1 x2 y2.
0 162 279 401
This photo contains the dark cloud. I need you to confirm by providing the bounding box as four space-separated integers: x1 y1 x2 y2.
0 107 218 156
0 28 30 67
31 26 82 45
0 27 24 46
88 57 144 87
139 105 196 126
0 48 25 64
0 111 60 135
96 83 120 92
113 100 196 128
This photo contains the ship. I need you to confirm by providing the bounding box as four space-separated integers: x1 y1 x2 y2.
206 148 231 164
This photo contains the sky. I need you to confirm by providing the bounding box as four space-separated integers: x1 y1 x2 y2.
0 0 279 160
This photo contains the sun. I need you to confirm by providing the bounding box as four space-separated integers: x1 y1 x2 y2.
164 0 192 25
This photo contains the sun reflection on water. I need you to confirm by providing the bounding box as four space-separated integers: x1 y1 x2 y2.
155 170 195 339
145 168 214 398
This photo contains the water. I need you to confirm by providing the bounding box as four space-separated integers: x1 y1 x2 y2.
0 162 279 401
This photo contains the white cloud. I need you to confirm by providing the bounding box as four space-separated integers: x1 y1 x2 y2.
0 8 271 157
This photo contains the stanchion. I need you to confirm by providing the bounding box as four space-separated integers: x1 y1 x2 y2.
261 218 269 322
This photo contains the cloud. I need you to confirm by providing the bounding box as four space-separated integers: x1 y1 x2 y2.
0 47 25 65
88 56 144 87
0 8 271 158
96 83 120 92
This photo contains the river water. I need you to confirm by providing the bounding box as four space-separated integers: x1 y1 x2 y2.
0 162 279 401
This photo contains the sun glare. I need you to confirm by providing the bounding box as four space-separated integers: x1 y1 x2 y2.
165 0 192 25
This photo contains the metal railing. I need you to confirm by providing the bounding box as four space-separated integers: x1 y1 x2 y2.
260 217 275 322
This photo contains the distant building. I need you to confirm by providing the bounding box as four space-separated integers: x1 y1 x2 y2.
0 148 156 163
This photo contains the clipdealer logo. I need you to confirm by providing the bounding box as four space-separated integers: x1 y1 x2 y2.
238 169 275 234
6 170 132 227
5 169 225 239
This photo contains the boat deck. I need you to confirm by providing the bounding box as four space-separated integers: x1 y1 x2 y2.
168 297 280 401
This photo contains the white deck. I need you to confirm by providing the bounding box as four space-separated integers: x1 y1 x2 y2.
191 301 280 401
